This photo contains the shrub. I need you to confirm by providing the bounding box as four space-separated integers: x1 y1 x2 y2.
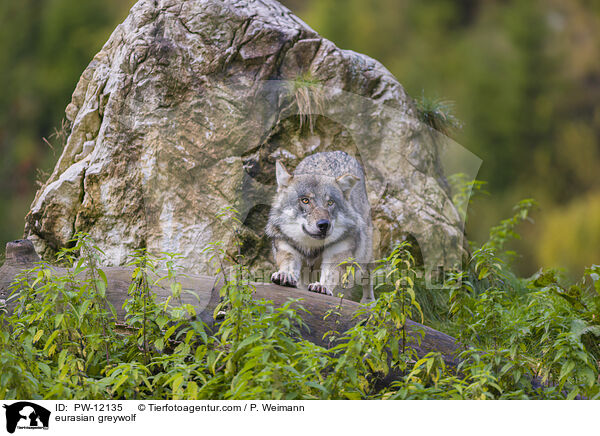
1 203 599 399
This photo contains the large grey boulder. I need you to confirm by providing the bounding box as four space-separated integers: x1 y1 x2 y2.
25 0 477 281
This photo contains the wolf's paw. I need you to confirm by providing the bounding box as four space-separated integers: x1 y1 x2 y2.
308 282 333 296
271 271 298 288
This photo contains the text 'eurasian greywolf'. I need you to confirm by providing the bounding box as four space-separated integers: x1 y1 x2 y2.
266 151 374 303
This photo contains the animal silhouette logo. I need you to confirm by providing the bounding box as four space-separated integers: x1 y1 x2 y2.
2 402 50 433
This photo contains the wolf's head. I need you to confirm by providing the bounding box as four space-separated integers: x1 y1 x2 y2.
268 161 359 250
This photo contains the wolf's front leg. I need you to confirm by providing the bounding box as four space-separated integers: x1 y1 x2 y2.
271 240 302 288
359 270 374 304
308 240 353 296
310 262 373 303
307 263 338 296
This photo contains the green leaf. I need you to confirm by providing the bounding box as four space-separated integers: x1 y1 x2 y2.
164 325 177 341
186 381 198 399
47 343 57 357
95 279 106 298
580 367 596 388
426 357 435 373
499 362 513 376
112 374 131 393
304 381 328 394
162 296 172 312
38 362 52 378
237 333 262 350
33 329 44 344
79 299 91 321
170 282 182 299
343 391 362 400
58 349 68 369
44 330 60 351
97 269 108 296
559 360 575 382
566 387 580 400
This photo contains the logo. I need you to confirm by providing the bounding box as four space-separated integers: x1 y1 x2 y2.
2 402 50 434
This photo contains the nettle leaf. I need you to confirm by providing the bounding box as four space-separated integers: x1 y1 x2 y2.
559 360 576 382
57 349 68 369
112 374 131 393
186 381 199 399
162 296 172 312
95 279 106 298
47 344 57 357
237 333 262 351
566 387 580 400
97 268 108 285
156 316 169 330
580 367 597 387
343 391 361 400
170 282 182 299
164 325 177 341
79 300 91 321
43 330 60 351
33 329 44 344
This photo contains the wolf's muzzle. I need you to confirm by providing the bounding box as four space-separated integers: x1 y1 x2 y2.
302 224 327 239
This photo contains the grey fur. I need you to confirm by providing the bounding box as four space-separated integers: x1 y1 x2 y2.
266 151 374 303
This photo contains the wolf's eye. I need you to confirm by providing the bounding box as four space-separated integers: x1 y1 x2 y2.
301 197 309 204
327 200 334 206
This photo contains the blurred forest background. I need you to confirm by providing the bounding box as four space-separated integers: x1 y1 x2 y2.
1 0 598 279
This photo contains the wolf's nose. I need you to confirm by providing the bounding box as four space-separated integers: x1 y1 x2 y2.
316 220 330 233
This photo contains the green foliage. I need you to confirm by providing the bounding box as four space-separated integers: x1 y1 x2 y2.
2 202 600 399
289 71 325 133
0 233 421 399
485 198 537 254
0 234 118 399
415 92 461 135
446 203 600 399
448 173 488 222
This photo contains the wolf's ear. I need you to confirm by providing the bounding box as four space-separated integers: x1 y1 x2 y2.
336 173 359 199
275 161 292 188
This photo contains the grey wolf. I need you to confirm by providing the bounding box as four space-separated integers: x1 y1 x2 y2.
265 151 374 303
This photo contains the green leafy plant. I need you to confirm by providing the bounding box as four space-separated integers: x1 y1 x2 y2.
415 91 461 134
289 72 325 133
1 201 599 400
448 173 489 221
446 202 599 399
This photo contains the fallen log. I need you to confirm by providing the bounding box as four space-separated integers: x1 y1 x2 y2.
0 239 459 365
